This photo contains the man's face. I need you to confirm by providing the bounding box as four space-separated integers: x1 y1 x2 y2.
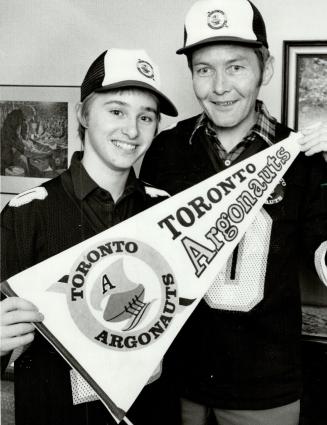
191 44 270 129
82 89 158 174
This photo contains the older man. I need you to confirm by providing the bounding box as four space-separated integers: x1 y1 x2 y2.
140 1 327 424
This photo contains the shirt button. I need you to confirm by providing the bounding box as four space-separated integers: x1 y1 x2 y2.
224 159 231 166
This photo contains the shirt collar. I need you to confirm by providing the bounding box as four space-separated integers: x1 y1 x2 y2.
189 113 207 145
70 152 97 200
69 151 145 201
189 100 276 146
251 100 276 146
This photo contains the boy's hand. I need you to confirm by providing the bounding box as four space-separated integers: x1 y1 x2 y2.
298 122 327 161
0 297 44 356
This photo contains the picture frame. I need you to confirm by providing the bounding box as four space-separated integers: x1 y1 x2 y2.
281 40 327 131
0 84 81 195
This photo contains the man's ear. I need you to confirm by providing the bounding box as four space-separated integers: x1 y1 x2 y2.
262 56 274 86
75 102 88 127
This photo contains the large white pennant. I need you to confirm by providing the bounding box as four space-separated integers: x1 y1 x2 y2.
1 134 301 422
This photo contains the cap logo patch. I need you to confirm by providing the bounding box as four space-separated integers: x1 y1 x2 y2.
137 59 155 80
207 10 228 30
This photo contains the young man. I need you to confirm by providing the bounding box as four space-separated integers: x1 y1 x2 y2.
0 48 181 425
140 1 327 424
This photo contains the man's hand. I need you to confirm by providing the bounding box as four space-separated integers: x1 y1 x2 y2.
298 122 327 161
0 297 44 356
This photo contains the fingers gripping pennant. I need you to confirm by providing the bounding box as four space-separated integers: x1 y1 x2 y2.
1 133 301 423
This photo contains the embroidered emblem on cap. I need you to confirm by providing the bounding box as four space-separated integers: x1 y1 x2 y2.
137 59 155 80
207 10 227 30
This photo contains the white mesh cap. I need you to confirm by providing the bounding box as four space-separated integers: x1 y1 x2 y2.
81 48 178 116
177 0 268 55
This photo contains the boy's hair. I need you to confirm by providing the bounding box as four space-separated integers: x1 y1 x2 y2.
187 45 271 85
77 88 161 143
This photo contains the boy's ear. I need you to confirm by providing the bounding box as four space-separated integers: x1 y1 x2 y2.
75 102 88 128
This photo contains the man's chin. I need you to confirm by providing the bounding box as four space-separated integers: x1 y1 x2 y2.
208 116 240 129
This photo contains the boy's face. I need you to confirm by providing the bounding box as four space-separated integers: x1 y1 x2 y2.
83 89 158 173
191 44 271 130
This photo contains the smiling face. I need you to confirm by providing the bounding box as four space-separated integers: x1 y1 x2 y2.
191 44 273 134
80 89 159 179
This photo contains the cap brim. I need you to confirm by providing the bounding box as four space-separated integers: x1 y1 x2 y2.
95 80 178 117
176 36 263 55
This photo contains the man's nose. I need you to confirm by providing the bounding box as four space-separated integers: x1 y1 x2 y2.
213 71 231 95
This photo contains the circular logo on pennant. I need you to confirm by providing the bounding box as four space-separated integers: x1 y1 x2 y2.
136 59 155 80
265 178 286 205
207 10 227 30
67 238 178 351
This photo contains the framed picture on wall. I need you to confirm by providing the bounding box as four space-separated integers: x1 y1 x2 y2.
0 85 81 195
281 40 327 131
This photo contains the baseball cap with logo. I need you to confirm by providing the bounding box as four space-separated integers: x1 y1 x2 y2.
81 48 178 117
176 0 268 55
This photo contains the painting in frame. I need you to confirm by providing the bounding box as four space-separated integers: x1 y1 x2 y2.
282 40 327 131
0 84 81 195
